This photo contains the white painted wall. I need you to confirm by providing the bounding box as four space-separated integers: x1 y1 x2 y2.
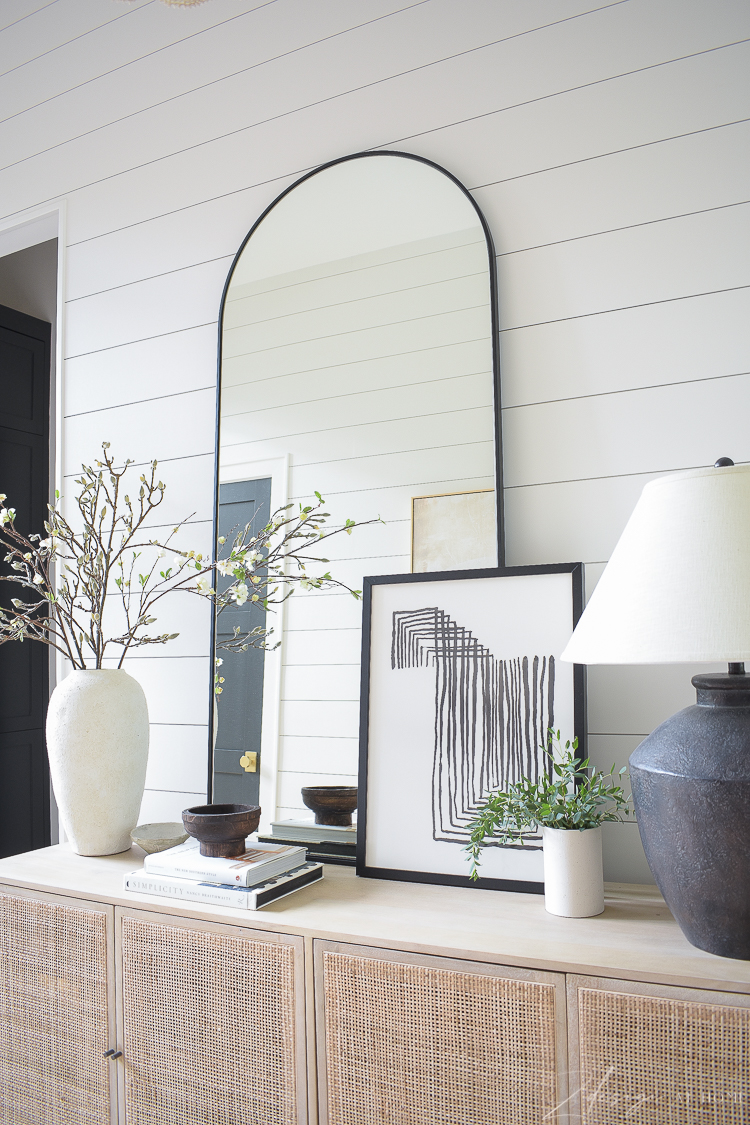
1 0 748 882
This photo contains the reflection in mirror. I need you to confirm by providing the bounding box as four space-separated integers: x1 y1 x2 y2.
215 152 500 827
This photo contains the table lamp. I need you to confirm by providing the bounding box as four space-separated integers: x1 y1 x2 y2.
560 459 750 960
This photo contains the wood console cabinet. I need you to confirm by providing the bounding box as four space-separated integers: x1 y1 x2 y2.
1 847 749 1125
314 940 568 1125
0 887 116 1125
567 974 750 1125
116 909 306 1125
0 883 307 1125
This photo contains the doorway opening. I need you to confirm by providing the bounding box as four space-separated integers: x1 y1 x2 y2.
0 236 58 857
212 477 272 807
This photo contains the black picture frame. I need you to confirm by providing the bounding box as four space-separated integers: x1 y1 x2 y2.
357 563 585 893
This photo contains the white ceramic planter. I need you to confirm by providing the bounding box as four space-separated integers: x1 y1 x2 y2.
46 669 149 856
542 825 604 918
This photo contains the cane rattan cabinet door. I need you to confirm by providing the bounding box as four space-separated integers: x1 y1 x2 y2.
567 974 750 1125
117 909 307 1125
0 885 117 1125
314 939 568 1125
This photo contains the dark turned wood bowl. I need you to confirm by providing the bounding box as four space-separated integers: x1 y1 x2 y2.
182 803 261 857
300 786 358 827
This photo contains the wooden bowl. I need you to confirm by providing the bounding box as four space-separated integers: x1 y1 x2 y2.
300 786 358 826
182 803 261 857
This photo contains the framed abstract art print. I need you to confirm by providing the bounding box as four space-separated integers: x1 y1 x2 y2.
357 563 584 892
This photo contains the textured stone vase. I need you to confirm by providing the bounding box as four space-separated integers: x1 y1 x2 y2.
542 825 604 918
46 669 149 856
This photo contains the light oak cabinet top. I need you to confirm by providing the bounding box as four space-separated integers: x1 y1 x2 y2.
1 843 749 995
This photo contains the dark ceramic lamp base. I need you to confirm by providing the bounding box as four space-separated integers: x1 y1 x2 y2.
630 672 750 960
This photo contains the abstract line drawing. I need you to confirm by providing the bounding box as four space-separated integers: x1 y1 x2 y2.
392 607 555 847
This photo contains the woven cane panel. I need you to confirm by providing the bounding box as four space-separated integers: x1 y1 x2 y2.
0 892 111 1125
121 916 298 1125
577 987 750 1125
322 950 559 1125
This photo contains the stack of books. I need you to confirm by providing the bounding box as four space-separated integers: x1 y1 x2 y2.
257 818 357 866
124 838 323 909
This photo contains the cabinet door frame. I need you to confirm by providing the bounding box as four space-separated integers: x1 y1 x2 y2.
314 937 569 1125
566 973 750 1125
0 882 118 1125
115 906 308 1125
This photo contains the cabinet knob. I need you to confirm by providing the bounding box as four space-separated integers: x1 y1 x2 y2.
111 1051 123 1060
103 1049 115 1058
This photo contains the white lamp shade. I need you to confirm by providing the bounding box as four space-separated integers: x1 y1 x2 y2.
561 463 750 664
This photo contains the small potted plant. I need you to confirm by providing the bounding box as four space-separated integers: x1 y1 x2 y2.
465 731 631 917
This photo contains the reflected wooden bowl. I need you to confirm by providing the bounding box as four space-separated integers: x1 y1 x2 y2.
182 803 261 857
301 786 358 826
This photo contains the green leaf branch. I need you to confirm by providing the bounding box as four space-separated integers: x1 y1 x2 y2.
207 493 381 656
465 730 632 880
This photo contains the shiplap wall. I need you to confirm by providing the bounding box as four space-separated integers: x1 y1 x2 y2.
1 0 748 881
221 226 494 820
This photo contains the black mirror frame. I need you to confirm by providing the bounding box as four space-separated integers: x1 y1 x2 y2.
207 150 504 797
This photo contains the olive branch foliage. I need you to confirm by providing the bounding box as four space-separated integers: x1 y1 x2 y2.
0 444 378 670
465 730 632 880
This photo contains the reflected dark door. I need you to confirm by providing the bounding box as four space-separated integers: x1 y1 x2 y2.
212 478 272 806
0 304 51 858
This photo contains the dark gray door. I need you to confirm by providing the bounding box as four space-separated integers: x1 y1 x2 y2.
212 477 272 807
0 304 50 857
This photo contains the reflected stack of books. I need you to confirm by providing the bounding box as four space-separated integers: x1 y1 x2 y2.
124 839 323 909
257 819 357 866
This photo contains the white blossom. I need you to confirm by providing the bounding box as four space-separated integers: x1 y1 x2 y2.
233 582 249 606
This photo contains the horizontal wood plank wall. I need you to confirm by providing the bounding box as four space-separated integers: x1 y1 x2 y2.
1 0 748 879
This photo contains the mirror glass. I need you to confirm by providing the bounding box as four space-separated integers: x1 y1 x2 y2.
214 153 499 826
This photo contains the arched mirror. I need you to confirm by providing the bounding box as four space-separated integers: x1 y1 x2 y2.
212 152 502 828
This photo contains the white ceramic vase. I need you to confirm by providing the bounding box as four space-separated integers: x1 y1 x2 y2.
46 669 149 856
542 825 604 918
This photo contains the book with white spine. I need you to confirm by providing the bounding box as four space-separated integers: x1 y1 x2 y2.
124 862 323 909
143 837 306 887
